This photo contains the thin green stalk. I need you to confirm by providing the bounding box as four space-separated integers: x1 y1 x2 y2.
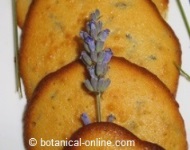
12 0 23 98
176 0 190 38
175 63 190 81
96 93 101 122
179 67 190 81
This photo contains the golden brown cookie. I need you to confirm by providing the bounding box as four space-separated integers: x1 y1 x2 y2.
16 0 169 28
19 0 180 100
24 57 187 150
152 0 168 17
65 122 165 150
16 0 32 28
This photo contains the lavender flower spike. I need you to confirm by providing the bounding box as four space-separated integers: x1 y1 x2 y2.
80 9 113 122
80 9 113 93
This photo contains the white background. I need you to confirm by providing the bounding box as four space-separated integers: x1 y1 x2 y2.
0 0 189 149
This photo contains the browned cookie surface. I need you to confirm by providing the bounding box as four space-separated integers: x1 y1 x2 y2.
24 57 187 150
65 122 165 150
16 0 32 28
16 0 169 28
19 0 180 100
152 0 168 17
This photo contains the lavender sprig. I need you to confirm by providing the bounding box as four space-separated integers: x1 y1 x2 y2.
80 9 113 122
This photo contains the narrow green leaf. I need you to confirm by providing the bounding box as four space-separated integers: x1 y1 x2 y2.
12 0 23 98
179 67 190 81
175 63 190 81
177 0 190 38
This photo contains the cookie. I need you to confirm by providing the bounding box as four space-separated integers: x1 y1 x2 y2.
19 0 180 99
16 0 168 28
24 57 187 150
65 122 165 150
16 0 32 28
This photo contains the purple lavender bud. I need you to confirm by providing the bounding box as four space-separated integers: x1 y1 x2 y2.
90 13 96 21
81 113 91 125
98 29 110 42
90 51 98 62
95 9 100 18
97 78 104 92
80 31 95 51
97 51 105 63
100 78 111 92
80 34 91 52
95 40 104 52
85 36 95 52
90 9 100 21
80 31 89 40
107 114 116 122
103 49 113 64
91 29 98 40
84 79 94 92
87 21 98 39
87 21 96 32
80 51 92 66
96 21 103 33
83 42 91 52
91 77 98 92
87 66 97 79
96 62 108 77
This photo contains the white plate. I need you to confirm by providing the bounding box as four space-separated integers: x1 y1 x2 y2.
0 0 189 149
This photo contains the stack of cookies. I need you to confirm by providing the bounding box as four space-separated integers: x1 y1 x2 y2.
17 0 187 149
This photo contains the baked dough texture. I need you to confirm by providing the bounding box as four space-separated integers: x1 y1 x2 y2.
24 58 187 150
16 0 168 28
19 0 180 100
16 0 32 28
65 122 165 150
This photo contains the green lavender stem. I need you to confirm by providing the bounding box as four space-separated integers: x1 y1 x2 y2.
177 0 190 38
12 0 23 98
96 93 101 122
175 63 190 81
179 67 190 81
